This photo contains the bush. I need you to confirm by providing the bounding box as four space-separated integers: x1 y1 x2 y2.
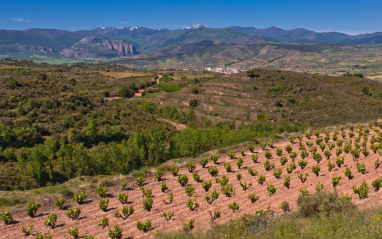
312 165 321 176
26 202 41 217
279 201 289 212
95 186 107 198
118 193 128 204
251 154 259 163
186 162 196 172
74 191 87 204
248 192 259 203
284 176 290 189
55 196 65 209
215 174 229 186
248 142 255 152
297 191 354 217
229 202 239 212
332 176 341 187
228 150 235 159
199 158 208 168
135 177 145 187
20 224 33 236
298 160 308 169
276 147 283 156
357 162 366 174
280 156 288 165
298 173 308 183
273 168 283 178
177 175 189 187
328 161 335 171
210 154 220 163
143 197 153 211
186 198 200 211
154 170 164 181
193 172 201 182
170 166 179 176
267 184 276 196
136 219 152 232
237 157 244 169
371 177 382 191
208 209 221 220
345 167 353 179
44 213 57 228
121 178 128 190
315 182 324 192
68 226 79 238
114 205 134 220
264 151 272 159
221 184 235 197
239 181 252 191
66 206 81 220
236 173 242 181
162 211 175 221
163 193 173 204
205 189 220 204
202 180 212 191
258 175 266 185
99 198 109 212
183 219 195 232
185 186 195 196
0 211 13 224
353 181 369 199
97 216 109 228
108 225 123 239
248 167 258 176
208 167 219 176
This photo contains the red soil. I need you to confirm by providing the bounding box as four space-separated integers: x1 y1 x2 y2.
2 128 382 238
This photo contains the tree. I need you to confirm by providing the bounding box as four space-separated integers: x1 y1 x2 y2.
119 85 134 98
189 99 198 108
28 145 48 187
85 119 99 144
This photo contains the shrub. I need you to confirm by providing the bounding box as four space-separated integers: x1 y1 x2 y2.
297 191 353 217
55 196 65 210
371 177 382 191
263 159 274 171
66 206 81 220
336 148 343 157
300 188 309 197
170 166 179 176
236 173 242 181
259 141 267 150
353 181 369 199
251 154 259 163
177 175 189 187
284 175 291 188
298 160 308 169
276 147 283 156
332 176 341 187
328 161 335 171
248 142 255 152
356 162 366 174
215 174 229 186
286 163 296 174
267 184 276 196
289 135 296 143
185 186 195 196
280 156 288 165
237 157 243 169
140 187 152 198
258 175 266 185
345 167 353 179
312 165 321 176
239 181 252 191
202 181 212 192
229 202 239 212
136 219 152 232
205 189 219 204
135 177 145 187
208 167 219 176
264 151 272 159
121 178 128 190
26 202 41 217
273 168 283 178
285 145 292 154
98 216 109 228
160 181 168 192
248 192 259 203
290 152 298 161
143 197 153 211
108 225 123 239
315 182 324 192
221 184 235 197
186 198 200 211
163 193 173 204
210 154 220 163
74 191 87 204
279 201 290 212
114 205 134 220
154 170 164 181
162 211 175 221
298 173 308 183
375 159 381 169
320 143 326 151
99 198 109 212
208 209 221 220
224 162 232 172
199 158 208 168
186 162 196 172
183 219 195 232
313 153 323 163
228 150 235 159
44 213 57 228
95 186 107 198
0 211 13 224
240 147 245 156
192 172 201 182
20 225 33 236
68 226 79 239
248 167 258 176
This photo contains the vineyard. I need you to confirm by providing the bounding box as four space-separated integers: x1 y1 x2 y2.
2 123 382 238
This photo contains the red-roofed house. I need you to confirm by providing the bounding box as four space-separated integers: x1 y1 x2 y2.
135 89 145 96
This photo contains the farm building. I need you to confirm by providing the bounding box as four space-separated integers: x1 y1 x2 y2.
134 89 145 96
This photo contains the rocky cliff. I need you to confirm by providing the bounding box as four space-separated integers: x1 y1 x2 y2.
60 37 139 58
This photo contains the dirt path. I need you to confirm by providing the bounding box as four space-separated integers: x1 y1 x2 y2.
159 118 187 131
2 127 382 238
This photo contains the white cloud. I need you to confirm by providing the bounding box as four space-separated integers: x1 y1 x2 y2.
11 18 31 22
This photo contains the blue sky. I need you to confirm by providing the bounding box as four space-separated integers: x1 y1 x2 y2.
1 0 381 35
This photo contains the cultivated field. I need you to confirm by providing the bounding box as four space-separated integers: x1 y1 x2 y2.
99 71 152 79
2 125 382 238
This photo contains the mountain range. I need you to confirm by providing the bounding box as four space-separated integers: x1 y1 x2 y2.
0 24 382 61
